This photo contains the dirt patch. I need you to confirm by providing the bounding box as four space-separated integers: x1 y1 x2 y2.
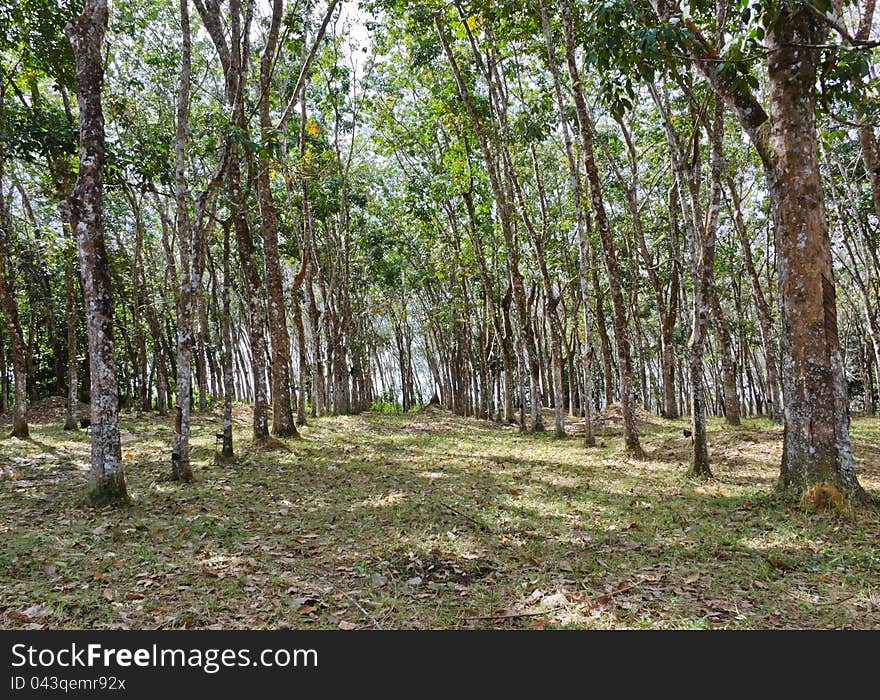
0 396 90 427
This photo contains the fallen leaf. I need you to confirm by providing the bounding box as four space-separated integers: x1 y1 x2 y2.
297 605 317 615
23 604 51 620
539 592 568 610
338 621 357 630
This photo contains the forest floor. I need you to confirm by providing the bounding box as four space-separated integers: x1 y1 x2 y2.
1 399 879 630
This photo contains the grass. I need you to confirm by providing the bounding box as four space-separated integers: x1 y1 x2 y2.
1 400 879 630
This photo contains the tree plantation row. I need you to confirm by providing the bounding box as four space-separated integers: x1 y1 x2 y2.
0 0 878 508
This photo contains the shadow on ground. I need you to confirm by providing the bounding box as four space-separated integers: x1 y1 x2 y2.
1 402 878 630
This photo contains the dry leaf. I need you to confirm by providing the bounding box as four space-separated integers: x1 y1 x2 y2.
539 592 568 610
23 604 50 620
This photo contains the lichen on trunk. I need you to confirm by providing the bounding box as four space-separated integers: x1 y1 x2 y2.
65 0 129 506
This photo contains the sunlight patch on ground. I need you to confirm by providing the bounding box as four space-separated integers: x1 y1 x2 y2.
1 408 878 630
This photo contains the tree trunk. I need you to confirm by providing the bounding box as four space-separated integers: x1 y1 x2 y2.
64 241 79 428
172 0 195 481
726 173 782 420
0 241 28 439
766 10 863 498
65 0 128 504
651 0 866 500
662 186 682 419
706 224 740 424
259 0 298 438
592 264 614 408
561 0 640 454
219 219 235 460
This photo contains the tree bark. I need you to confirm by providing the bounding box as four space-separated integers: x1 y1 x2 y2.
0 207 28 439
258 0 298 438
651 0 865 500
65 0 128 504
561 0 641 454
765 10 863 498
172 0 196 481
64 239 79 428
219 219 235 460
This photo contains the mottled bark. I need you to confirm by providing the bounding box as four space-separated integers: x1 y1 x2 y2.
63 239 79 429
651 0 864 498
124 188 149 416
500 285 516 422
765 11 863 498
824 150 880 417
195 0 267 446
0 98 27 438
172 0 195 481
662 187 682 419
0 339 7 413
682 99 726 478
196 296 209 411
855 0 880 223
230 157 270 444
650 83 716 476
463 191 515 423
509 139 566 437
592 264 615 407
65 0 128 504
259 0 298 438
47 161 81 429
